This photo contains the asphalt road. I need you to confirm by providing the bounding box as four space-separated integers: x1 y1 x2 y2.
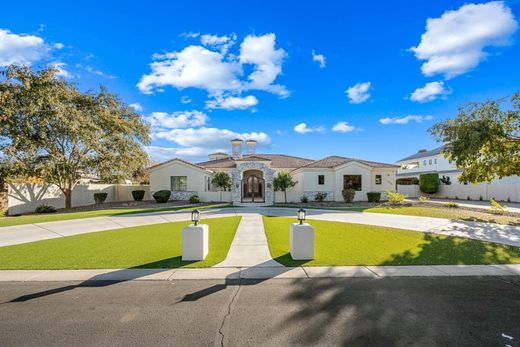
0 277 519 346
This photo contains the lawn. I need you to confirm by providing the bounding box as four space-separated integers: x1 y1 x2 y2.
0 216 241 269
263 216 520 266
365 205 520 226
0 203 230 228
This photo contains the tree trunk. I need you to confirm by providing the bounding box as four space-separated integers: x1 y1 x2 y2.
284 189 287 204
64 188 72 209
220 189 223 202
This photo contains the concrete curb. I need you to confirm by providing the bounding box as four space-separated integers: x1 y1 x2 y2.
1 264 519 282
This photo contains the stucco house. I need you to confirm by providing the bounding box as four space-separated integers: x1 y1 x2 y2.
149 139 398 205
396 146 520 201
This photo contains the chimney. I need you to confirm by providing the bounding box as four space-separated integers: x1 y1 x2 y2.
231 139 243 159
246 139 257 155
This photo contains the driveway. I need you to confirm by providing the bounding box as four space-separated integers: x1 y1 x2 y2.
0 206 519 247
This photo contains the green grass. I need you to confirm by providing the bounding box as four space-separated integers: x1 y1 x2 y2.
365 206 520 226
0 216 241 269
263 216 520 266
0 203 231 228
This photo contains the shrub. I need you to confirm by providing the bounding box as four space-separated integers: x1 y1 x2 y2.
440 175 452 185
35 204 57 214
386 191 407 205
342 188 356 203
315 192 327 202
300 195 308 203
418 195 430 202
153 190 171 203
367 192 381 203
419 173 439 194
94 192 108 204
467 196 471 200
189 195 200 204
446 202 459 208
479 196 483 201
131 190 145 201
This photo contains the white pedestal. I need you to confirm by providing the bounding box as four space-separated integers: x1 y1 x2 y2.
182 224 209 261
290 223 314 260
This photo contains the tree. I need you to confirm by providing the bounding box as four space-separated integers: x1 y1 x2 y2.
211 171 231 202
430 92 520 183
0 66 150 208
273 171 297 203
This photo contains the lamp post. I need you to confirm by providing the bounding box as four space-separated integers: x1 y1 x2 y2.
191 209 200 226
297 208 306 225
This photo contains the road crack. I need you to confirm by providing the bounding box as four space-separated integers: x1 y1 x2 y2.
217 280 241 347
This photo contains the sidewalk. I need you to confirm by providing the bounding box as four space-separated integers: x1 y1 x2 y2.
0 264 519 282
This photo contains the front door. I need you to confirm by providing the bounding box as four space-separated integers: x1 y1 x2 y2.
242 175 264 202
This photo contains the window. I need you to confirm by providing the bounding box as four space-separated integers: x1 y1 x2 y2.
375 174 382 185
423 160 427 166
318 175 325 185
343 175 362 191
434 158 437 164
171 176 187 191
429 159 432 165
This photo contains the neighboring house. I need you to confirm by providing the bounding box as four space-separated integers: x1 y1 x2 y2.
397 146 520 201
149 139 398 205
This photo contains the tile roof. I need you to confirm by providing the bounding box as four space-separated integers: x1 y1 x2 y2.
296 156 399 169
197 154 314 169
397 146 444 162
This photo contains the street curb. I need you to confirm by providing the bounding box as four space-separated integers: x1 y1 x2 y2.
0 264 519 282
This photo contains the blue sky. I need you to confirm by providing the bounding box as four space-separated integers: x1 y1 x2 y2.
1 0 519 164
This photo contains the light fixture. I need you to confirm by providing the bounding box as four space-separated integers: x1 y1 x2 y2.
191 209 200 226
297 208 306 225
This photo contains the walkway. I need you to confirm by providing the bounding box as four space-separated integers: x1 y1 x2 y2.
407 198 520 214
214 213 282 267
0 207 519 247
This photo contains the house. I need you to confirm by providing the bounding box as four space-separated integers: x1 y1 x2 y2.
396 146 520 201
149 139 398 205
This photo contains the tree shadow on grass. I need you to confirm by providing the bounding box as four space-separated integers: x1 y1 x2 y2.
381 233 520 266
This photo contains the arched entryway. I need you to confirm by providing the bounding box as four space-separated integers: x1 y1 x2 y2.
242 169 265 203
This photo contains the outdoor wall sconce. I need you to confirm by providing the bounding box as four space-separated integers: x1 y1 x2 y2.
297 208 306 225
191 209 200 226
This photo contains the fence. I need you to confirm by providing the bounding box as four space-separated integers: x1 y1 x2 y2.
397 183 520 202
7 183 151 215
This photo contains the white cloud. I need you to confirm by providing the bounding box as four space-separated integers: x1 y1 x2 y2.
293 123 324 134
129 103 143 112
410 81 451 102
180 96 192 104
180 32 200 39
137 45 242 94
200 33 236 53
138 33 288 99
49 62 73 78
153 127 270 149
206 95 258 110
332 121 357 133
239 33 288 97
411 1 518 79
311 50 326 68
379 115 434 125
54 43 65 49
146 110 208 130
0 29 50 66
85 65 115 79
346 82 371 104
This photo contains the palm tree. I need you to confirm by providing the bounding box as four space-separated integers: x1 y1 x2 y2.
273 171 297 203
211 171 231 202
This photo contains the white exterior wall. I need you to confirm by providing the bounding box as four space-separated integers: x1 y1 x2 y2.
149 161 211 194
398 153 454 176
334 163 372 201
8 183 151 215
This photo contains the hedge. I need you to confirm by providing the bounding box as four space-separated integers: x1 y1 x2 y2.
419 173 439 194
152 190 171 203
131 190 145 201
94 192 108 204
367 192 381 203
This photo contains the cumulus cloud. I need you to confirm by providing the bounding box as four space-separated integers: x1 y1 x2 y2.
332 121 357 133
206 95 258 110
146 110 208 130
138 33 288 101
129 103 143 112
293 123 324 134
0 29 50 66
410 81 451 102
200 33 236 53
311 50 326 68
49 62 73 78
346 82 371 104
153 127 270 149
410 1 518 78
379 115 433 125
